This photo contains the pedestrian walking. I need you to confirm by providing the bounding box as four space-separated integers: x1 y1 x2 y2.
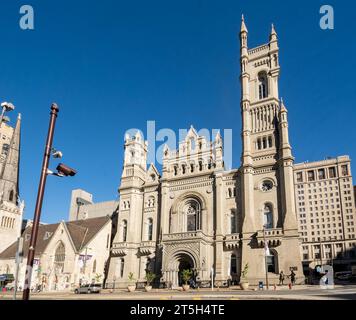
279 271 285 285
290 270 296 286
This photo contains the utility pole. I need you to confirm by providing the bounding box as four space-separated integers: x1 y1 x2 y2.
22 104 59 300
13 237 24 300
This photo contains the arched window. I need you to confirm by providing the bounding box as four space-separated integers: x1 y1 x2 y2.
190 163 194 173
119 258 125 278
147 218 153 241
122 220 128 242
198 161 203 171
92 260 97 273
54 242 65 273
230 254 237 274
173 165 178 176
267 250 277 273
263 204 273 229
258 72 268 99
182 164 186 174
230 210 237 234
228 189 232 198
185 200 201 232
9 190 14 202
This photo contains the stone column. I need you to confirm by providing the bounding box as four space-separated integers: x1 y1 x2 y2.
214 172 225 282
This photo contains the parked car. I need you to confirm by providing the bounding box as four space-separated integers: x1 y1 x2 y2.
335 271 352 281
74 283 101 294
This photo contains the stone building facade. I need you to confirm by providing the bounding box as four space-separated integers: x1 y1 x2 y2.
294 156 356 273
106 18 304 288
68 189 118 221
0 114 24 254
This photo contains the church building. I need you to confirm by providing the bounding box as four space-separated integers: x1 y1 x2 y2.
106 17 303 288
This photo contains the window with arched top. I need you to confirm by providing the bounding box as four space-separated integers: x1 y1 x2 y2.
230 210 237 234
9 190 14 202
198 161 203 171
122 220 128 242
263 204 273 229
185 200 201 232
190 163 194 173
267 250 277 273
173 165 178 176
147 218 153 241
258 72 268 99
92 260 97 273
230 254 237 274
120 258 125 278
54 242 65 273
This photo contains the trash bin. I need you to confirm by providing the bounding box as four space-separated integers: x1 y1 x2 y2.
258 281 264 290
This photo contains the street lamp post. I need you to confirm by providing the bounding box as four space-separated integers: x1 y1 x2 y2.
22 104 77 300
0 102 15 126
22 103 59 300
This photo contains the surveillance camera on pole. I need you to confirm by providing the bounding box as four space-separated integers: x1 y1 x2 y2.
51 148 63 159
56 163 77 177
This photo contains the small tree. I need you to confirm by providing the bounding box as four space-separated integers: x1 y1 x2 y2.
241 263 249 281
145 271 156 286
181 269 193 285
128 272 135 283
95 273 102 284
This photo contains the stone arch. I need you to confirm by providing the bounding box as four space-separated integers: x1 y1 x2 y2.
170 191 207 233
261 202 274 229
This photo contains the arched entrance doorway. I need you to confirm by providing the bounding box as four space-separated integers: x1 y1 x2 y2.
166 252 196 287
178 255 194 286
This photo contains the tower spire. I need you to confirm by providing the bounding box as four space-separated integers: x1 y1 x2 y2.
270 23 277 42
0 113 21 204
241 14 248 33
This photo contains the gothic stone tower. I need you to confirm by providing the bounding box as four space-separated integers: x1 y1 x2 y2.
0 114 24 253
107 131 157 286
239 16 303 282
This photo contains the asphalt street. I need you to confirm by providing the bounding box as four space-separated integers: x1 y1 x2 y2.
1 285 356 300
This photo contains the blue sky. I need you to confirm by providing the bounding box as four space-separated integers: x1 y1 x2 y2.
0 0 354 223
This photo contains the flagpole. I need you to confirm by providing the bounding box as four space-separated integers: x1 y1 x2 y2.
263 226 269 290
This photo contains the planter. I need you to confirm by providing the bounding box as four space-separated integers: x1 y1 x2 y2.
145 285 152 292
182 284 190 291
127 285 136 292
239 282 249 290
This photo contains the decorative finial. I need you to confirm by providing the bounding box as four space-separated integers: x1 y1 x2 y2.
270 23 277 41
240 14 248 33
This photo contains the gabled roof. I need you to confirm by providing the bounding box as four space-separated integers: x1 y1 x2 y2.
0 223 59 259
66 216 111 251
147 163 160 178
0 216 111 260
